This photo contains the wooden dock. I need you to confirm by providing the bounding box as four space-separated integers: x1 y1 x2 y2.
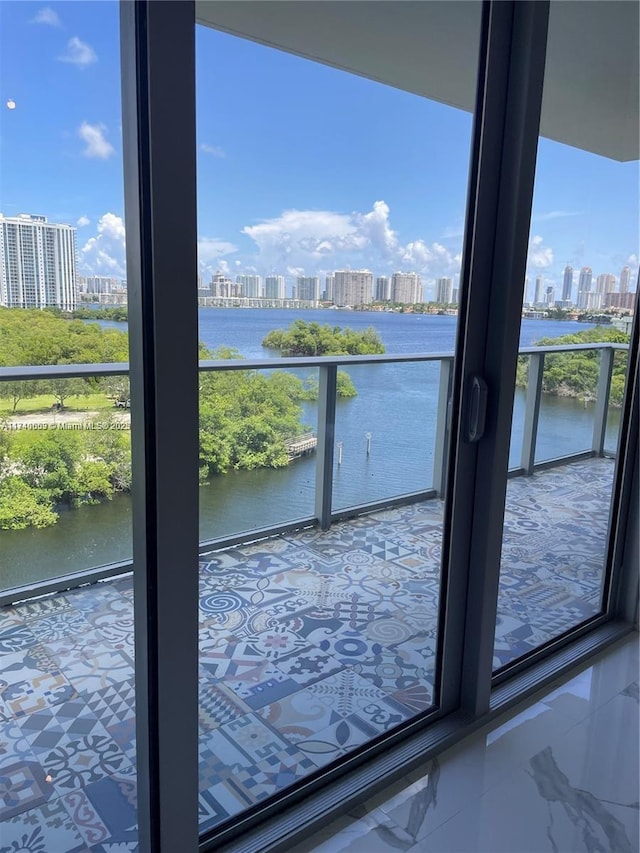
286 433 318 461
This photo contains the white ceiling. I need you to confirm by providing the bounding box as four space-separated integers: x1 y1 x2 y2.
196 0 639 162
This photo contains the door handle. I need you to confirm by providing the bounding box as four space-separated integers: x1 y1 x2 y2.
465 375 488 443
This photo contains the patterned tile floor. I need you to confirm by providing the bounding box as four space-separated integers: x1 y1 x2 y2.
0 458 614 851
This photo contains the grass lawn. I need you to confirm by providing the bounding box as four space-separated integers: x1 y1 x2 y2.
0 393 114 416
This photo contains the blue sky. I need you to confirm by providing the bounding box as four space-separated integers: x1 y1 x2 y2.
1 2 638 301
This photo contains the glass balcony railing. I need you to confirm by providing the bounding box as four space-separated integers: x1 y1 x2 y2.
0 342 628 598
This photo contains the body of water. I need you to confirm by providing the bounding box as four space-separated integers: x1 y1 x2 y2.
1 309 620 590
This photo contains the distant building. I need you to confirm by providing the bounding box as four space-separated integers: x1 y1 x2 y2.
562 265 573 303
596 273 616 295
534 275 544 305
296 276 321 302
576 266 593 308
392 271 422 304
434 276 453 305
0 213 77 310
333 270 373 306
545 285 555 307
375 276 391 301
324 274 335 302
264 275 285 299
78 275 126 295
236 274 262 298
619 265 631 294
210 270 237 297
581 291 602 310
603 292 636 310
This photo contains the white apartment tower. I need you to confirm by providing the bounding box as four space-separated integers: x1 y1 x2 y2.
296 276 321 302
392 272 422 304
264 275 285 299
324 274 335 302
0 213 77 310
534 275 544 305
435 276 454 304
210 270 237 297
236 274 263 298
333 270 373 306
596 273 616 295
375 276 391 301
562 265 573 303
619 266 631 294
576 266 593 308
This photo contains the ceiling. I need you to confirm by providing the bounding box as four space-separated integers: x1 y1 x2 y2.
196 0 639 162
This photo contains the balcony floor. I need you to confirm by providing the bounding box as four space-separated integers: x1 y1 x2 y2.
0 457 615 851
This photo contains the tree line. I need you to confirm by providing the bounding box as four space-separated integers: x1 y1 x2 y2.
517 326 630 405
0 312 374 528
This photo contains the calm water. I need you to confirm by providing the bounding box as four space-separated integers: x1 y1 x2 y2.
1 310 620 589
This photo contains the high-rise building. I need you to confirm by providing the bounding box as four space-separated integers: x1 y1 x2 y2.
375 276 391 302
333 270 373 306
0 213 77 310
236 274 262 298
562 265 573 303
392 271 422 304
296 276 321 302
619 266 631 294
78 275 126 295
324 274 335 302
545 285 555 306
264 275 285 299
435 276 453 304
596 272 616 295
534 275 544 305
603 292 635 310
576 266 593 307
210 270 237 297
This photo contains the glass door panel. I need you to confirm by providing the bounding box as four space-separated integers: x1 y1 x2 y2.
493 0 639 671
194 2 481 835
0 3 138 848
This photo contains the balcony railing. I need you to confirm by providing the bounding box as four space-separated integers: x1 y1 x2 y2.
0 342 628 603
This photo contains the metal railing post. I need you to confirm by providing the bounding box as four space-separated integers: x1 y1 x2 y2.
592 346 614 456
315 364 338 529
433 358 453 497
520 351 545 474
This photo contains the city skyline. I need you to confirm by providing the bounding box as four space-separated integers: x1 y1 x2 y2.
1 2 638 301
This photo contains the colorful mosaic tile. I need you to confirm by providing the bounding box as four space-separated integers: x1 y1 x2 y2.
0 458 615 843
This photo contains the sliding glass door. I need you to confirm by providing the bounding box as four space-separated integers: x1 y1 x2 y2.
193 2 485 835
3 3 635 851
493 0 639 673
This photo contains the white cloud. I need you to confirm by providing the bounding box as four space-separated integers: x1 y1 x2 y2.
80 213 126 277
197 237 237 277
534 210 581 223
528 234 554 268
78 122 114 159
31 7 61 27
77 216 90 228
627 254 638 267
199 143 225 158
239 200 463 280
59 37 97 68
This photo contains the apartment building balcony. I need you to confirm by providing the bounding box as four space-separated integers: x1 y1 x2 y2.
0 442 622 848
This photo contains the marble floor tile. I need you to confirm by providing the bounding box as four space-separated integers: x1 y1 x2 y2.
292 634 639 853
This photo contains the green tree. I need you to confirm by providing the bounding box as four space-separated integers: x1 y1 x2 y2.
518 326 630 405
0 380 46 413
0 477 58 529
262 320 385 356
